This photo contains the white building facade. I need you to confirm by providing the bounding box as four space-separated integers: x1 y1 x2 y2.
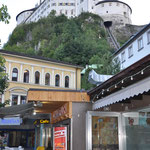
113 23 150 70
94 0 132 25
16 0 132 25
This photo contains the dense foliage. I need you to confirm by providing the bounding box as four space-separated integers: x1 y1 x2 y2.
0 55 9 107
0 4 10 24
4 12 120 89
0 4 9 106
0 55 8 94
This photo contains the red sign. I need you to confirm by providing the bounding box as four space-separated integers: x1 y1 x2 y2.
53 127 67 150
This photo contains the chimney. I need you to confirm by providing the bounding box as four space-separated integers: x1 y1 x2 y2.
40 0 42 4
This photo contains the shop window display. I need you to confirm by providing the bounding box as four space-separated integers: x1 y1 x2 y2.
124 111 150 150
92 116 119 150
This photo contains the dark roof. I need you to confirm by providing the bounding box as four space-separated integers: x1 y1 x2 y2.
0 102 34 117
16 0 46 23
88 54 150 99
113 23 150 56
0 49 83 69
96 0 132 13
16 7 37 21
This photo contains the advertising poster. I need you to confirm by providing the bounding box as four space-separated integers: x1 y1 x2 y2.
53 127 67 150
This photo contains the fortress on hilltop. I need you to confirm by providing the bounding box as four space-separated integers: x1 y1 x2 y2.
16 0 132 26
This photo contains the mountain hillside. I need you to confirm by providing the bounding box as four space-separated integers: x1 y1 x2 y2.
3 12 144 89
4 12 110 66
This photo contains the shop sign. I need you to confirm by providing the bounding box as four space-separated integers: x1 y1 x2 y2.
53 127 67 150
0 117 22 125
34 119 50 125
51 103 69 123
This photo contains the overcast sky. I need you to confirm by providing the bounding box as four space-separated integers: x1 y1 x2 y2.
0 0 150 48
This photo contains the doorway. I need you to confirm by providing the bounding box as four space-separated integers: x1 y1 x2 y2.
86 111 123 150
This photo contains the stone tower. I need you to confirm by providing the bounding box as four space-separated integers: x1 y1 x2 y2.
94 0 132 26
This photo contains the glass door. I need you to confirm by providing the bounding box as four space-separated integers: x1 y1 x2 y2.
122 110 150 150
86 111 123 150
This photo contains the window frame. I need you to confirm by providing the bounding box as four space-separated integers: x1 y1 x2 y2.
137 36 144 51
23 69 29 83
12 68 18 82
45 73 50 86
147 30 150 44
65 76 69 88
11 94 27 106
128 45 133 58
121 51 126 63
55 74 60 87
35 71 40 84
11 94 18 105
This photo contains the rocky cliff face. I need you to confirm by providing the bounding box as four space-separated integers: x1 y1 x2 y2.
107 24 145 49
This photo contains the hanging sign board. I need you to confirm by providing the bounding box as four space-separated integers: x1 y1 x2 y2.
53 127 67 150
34 119 50 125
51 103 71 124
0 117 22 125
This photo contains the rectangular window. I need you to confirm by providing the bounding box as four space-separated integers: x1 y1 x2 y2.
137 37 144 51
21 96 26 104
71 9 74 15
70 3 75 6
109 2 112 6
147 31 150 44
65 10 68 15
12 95 18 105
52 3 56 6
121 51 126 63
128 45 133 58
102 4 104 7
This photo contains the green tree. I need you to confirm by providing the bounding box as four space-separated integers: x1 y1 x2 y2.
0 4 10 47
0 55 9 107
0 4 10 23
0 4 10 106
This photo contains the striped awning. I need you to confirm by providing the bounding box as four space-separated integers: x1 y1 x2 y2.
93 76 150 110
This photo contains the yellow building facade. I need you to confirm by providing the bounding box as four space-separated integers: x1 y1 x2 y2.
0 50 82 105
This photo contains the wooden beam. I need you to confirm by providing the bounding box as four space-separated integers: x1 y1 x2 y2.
27 90 90 102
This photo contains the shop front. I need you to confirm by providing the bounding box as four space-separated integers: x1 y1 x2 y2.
86 108 150 150
87 55 150 150
0 117 35 149
27 89 91 150
0 103 36 149
0 129 35 148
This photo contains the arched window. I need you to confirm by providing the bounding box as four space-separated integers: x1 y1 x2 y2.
35 71 40 84
65 76 69 88
12 68 18 81
23 70 29 83
55 74 60 87
45 73 50 85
